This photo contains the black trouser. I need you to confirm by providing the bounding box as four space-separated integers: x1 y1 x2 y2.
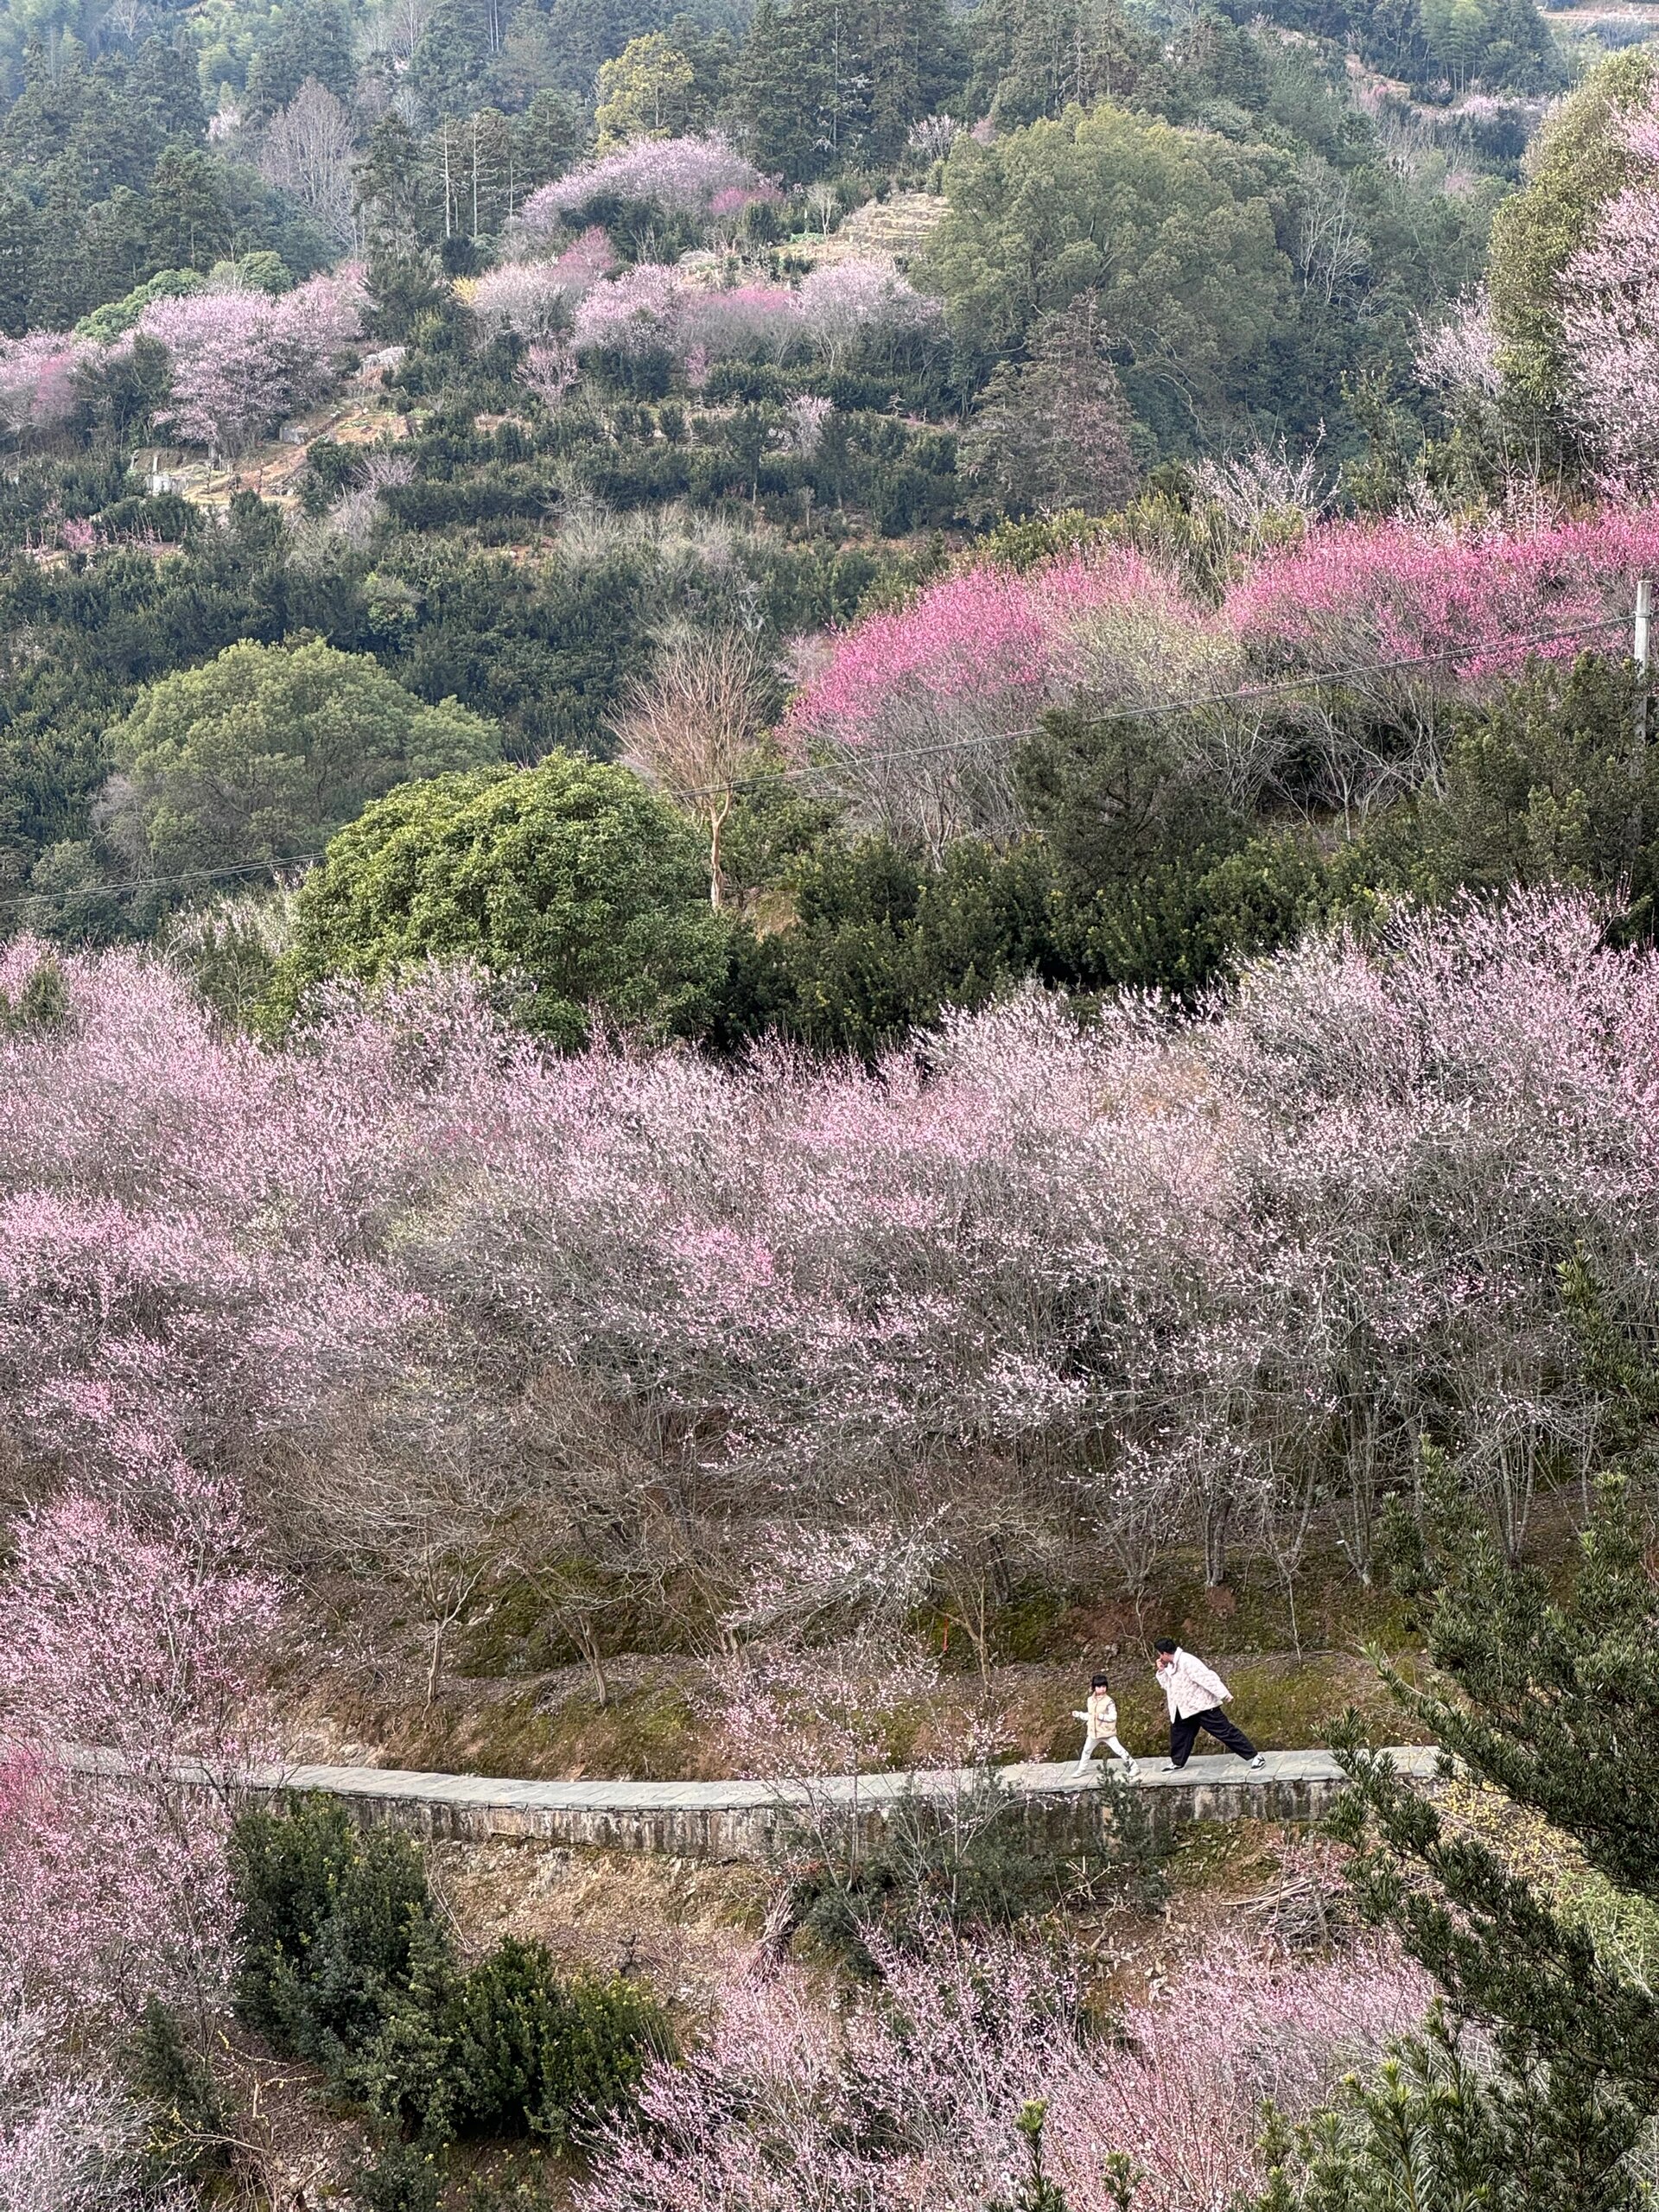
1168 1706 1257 1767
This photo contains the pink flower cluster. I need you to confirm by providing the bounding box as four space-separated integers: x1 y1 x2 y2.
1416 289 1502 403
790 510 1659 842
0 330 96 440
1224 506 1659 680
795 253 941 365
523 134 770 226
582 1924 1433 2212
571 260 696 357
0 1476 279 2027
2 887 1655 1618
468 230 615 342
136 264 368 454
568 254 934 368
786 545 1209 850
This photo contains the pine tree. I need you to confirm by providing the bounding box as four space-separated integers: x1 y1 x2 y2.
958 292 1138 518
145 148 232 272
736 0 967 181
1263 1470 1659 2210
130 36 207 142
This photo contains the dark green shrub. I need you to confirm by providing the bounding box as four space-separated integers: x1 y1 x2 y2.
230 1797 668 2152
442 1940 664 2145
0 956 72 1035
232 1797 431 2061
347 2139 444 2212
129 1997 230 2186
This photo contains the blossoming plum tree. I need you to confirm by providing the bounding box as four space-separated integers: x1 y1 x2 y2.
136 266 367 454
581 1925 1432 2212
522 135 770 228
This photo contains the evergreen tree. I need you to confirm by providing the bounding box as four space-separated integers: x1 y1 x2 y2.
245 0 357 123
594 32 698 149
409 4 486 120
130 36 208 142
736 0 967 181
65 65 162 201
1264 1470 1659 2210
512 87 584 195
79 190 155 322
967 0 1156 125
734 0 834 181
958 291 1139 517
0 190 36 335
145 147 233 271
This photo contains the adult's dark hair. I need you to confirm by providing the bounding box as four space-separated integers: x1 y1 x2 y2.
1154 1637 1178 1655
1090 1671 1111 1689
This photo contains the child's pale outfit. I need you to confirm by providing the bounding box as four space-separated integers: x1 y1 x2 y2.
1073 1688 1138 1777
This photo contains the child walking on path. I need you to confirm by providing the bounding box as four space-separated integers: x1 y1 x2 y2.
1154 1638 1266 1770
1073 1672 1139 1777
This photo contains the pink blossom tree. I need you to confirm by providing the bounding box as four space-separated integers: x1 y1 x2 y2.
1415 289 1503 407
2 894 1656 1715
1219 507 1659 817
581 1924 1433 2212
571 263 693 358
468 231 614 344
0 331 96 441
796 255 940 369
783 546 1211 853
788 508 1659 841
0 1998 147 2212
522 135 770 228
683 282 799 361
0 1467 281 2025
137 266 366 454
1561 94 1659 491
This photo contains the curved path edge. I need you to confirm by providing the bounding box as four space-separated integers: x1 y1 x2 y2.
65 1742 1445 1861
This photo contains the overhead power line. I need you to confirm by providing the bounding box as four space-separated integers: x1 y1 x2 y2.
0 608 1638 912
667 609 1634 803
0 854 322 918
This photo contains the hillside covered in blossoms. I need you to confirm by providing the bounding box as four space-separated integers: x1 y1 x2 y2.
6 0 1659 2206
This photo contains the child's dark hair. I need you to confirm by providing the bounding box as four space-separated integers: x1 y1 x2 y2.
1090 1671 1111 1690
1154 1637 1178 1656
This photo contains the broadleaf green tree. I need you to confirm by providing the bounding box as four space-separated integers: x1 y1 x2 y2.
264 753 734 1048
925 104 1296 449
594 33 699 149
101 639 502 881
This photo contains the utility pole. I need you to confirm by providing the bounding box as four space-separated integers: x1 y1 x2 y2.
1637 578 1652 741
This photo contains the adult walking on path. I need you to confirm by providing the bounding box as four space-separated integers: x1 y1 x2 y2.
1154 1637 1266 1770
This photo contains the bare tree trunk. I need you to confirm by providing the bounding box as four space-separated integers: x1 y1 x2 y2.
1204 1491 1231 1588
576 1620 611 1707
707 796 730 910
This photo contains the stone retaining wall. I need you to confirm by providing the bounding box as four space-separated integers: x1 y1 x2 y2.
217 1745 1442 1861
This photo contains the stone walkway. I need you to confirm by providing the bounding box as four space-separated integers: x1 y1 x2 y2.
188 1744 1442 1860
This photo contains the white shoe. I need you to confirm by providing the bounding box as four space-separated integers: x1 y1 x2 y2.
1249 1754 1267 1770
1122 1763 1140 1780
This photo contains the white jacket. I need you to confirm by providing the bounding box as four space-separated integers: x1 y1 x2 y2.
1160 1649 1230 1721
